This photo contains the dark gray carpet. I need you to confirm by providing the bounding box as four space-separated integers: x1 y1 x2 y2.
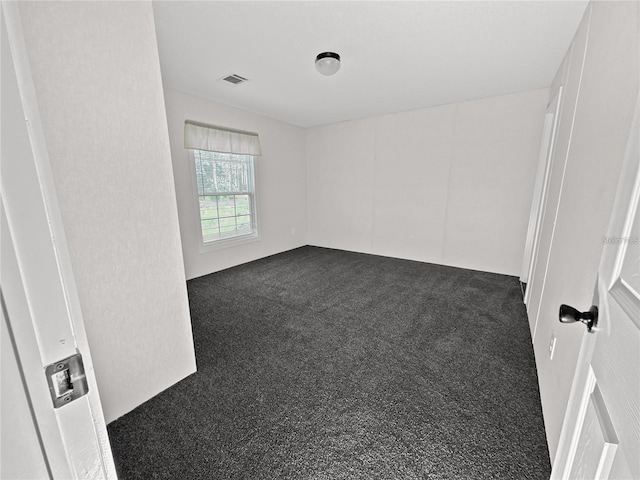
108 246 550 479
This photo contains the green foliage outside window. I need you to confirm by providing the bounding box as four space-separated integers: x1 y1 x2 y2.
194 150 256 243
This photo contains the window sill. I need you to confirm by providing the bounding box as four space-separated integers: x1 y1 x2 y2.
198 232 260 253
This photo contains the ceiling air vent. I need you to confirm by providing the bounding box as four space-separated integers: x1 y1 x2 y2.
221 74 248 85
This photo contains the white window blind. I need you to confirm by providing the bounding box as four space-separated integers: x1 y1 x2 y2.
184 120 262 156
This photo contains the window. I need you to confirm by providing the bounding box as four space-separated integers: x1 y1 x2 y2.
184 120 261 250
191 149 258 246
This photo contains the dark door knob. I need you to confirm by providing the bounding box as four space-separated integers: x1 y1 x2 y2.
559 304 598 333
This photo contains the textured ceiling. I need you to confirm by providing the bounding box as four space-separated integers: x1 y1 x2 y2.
153 1 588 128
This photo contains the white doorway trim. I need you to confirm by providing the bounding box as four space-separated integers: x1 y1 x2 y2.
1 2 116 477
521 87 563 297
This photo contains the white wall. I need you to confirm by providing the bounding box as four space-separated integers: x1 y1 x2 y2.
306 89 549 275
18 1 196 423
164 88 308 280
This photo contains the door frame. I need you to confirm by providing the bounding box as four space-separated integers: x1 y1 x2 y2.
1 2 116 477
522 87 563 300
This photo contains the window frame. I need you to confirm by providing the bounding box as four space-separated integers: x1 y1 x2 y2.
188 149 259 252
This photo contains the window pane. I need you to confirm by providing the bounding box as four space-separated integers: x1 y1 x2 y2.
201 215 219 240
235 195 251 215
195 152 251 194
199 196 218 219
201 218 219 229
217 195 235 217
216 162 231 192
195 151 216 195
219 217 236 229
193 150 256 245
236 215 251 230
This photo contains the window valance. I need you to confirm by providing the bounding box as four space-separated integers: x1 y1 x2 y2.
184 120 262 156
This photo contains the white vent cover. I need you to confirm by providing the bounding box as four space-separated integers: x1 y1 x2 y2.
221 74 248 85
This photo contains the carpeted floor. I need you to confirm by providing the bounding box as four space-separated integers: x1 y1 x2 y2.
108 246 550 479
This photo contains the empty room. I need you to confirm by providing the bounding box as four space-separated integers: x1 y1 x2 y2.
2 1 639 479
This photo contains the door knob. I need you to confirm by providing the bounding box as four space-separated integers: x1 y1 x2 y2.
559 304 598 333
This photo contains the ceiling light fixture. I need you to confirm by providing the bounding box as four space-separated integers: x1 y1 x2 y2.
315 52 341 76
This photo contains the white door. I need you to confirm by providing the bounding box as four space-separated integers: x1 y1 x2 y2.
551 96 640 479
1 3 116 478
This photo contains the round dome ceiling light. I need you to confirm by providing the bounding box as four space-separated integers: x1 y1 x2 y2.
315 52 341 76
